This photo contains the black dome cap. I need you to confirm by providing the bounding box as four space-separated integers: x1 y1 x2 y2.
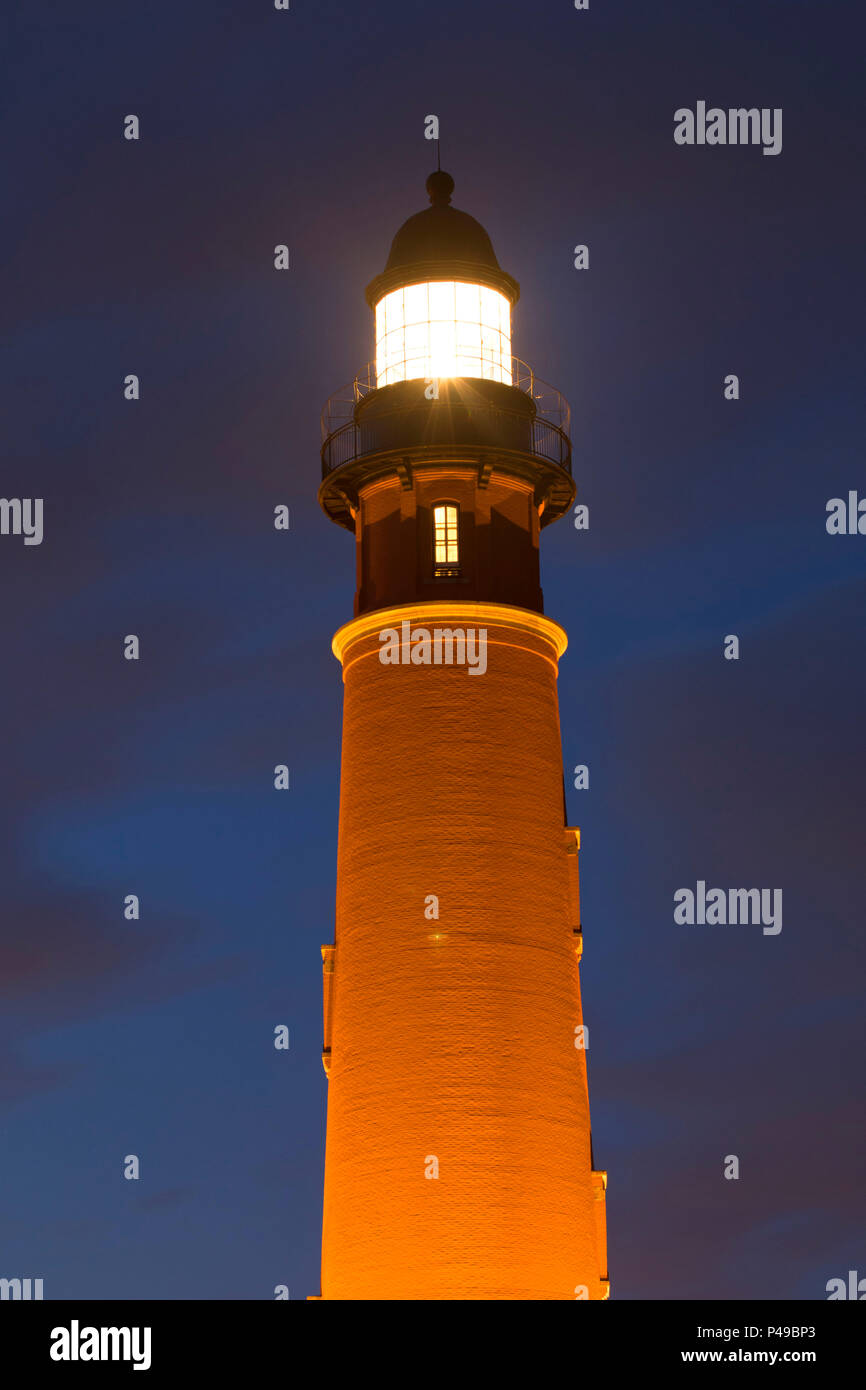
365 172 519 308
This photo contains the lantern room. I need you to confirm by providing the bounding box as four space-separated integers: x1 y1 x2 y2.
365 169 519 387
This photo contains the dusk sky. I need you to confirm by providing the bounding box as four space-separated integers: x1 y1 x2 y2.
2 0 864 1299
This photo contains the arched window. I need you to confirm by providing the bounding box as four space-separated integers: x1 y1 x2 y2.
433 504 460 578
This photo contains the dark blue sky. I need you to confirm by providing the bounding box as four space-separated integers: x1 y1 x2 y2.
2 0 864 1299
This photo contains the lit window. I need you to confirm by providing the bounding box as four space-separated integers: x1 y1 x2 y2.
375 282 512 387
433 504 460 578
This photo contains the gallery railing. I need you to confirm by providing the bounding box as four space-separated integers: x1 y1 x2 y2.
320 356 572 477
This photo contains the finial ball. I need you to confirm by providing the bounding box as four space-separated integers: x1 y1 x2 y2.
426 170 455 206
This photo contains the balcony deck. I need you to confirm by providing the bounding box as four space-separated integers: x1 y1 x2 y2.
318 358 575 531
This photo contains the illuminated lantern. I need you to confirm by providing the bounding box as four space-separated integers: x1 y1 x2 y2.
374 280 512 386
315 170 608 1300
369 170 515 387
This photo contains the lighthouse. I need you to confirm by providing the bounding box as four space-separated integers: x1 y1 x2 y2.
316 170 609 1301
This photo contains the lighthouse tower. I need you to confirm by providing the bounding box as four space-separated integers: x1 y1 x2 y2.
316 170 608 1301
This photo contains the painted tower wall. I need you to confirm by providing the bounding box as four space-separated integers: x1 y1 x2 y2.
319 602 608 1300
